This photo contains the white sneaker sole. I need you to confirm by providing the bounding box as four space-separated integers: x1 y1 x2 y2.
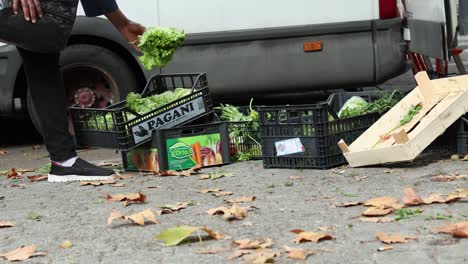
48 174 115 183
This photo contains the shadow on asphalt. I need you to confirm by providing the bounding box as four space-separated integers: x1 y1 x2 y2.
0 117 43 147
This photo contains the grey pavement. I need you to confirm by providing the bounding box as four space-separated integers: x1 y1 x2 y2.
0 144 467 264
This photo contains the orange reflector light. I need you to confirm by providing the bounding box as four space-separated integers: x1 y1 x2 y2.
304 41 322 52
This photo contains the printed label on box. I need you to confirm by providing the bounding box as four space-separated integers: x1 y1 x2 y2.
275 138 305 156
131 96 206 145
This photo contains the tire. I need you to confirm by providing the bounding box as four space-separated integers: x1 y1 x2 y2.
27 44 139 136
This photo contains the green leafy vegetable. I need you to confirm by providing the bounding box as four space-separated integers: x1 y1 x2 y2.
215 99 261 161
399 104 423 126
138 27 185 70
338 90 404 118
126 89 191 115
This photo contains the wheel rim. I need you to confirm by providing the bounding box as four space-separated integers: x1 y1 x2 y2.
62 64 121 136
63 64 120 109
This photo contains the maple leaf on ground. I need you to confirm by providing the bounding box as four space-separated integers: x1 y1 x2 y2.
0 221 15 228
226 196 257 204
80 179 117 186
107 209 158 226
212 191 233 197
376 232 417 244
402 187 424 206
364 197 403 210
290 230 334 244
157 202 191 215
359 217 395 223
105 192 146 207
243 249 280 264
155 225 223 246
284 246 314 260
0 245 46 261
198 189 223 193
432 222 468 238
0 150 7 155
27 175 48 182
361 207 393 217
207 204 250 221
233 239 273 250
289 176 305 180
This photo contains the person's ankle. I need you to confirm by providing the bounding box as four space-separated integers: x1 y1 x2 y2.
51 156 78 167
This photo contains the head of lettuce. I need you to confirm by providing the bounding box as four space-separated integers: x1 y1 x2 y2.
137 27 185 70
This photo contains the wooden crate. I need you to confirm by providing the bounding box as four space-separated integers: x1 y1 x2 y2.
338 72 468 167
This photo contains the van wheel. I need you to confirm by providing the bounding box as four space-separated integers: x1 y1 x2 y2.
27 44 139 137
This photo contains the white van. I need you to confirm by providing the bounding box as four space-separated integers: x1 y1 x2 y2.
0 0 457 125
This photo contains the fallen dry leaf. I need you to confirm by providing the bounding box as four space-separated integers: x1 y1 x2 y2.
0 150 7 155
157 202 190 215
226 196 256 204
284 246 314 260
111 183 125 187
421 193 446 204
107 209 158 226
5 184 26 189
377 246 394 252
201 227 225 240
213 191 233 197
147 186 160 189
451 154 459 160
196 247 231 254
290 230 334 244
32 145 40 150
207 204 249 221
228 250 252 260
431 174 468 182
383 169 395 173
27 175 48 182
359 217 395 223
433 222 468 238
376 232 417 244
198 188 223 194
364 197 403 210
0 221 15 228
0 245 46 261
243 249 280 264
334 201 363 208
289 176 305 180
463 155 468 161
105 192 146 207
161 164 201 177
6 168 20 179
362 207 393 217
81 180 117 186
233 239 273 250
403 187 425 206
59 240 73 249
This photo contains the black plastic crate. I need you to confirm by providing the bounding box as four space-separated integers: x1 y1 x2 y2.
154 122 231 171
259 91 385 169
215 105 262 160
69 73 213 151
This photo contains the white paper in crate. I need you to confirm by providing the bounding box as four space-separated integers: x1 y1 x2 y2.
275 138 305 156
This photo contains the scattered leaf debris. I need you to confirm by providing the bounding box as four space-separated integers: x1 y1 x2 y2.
226 196 256 204
207 204 251 221
432 222 468 238
290 229 334 244
105 192 147 207
0 245 46 261
27 175 48 182
376 232 417 244
0 221 15 228
284 246 314 260
233 239 273 250
80 180 117 186
107 209 158 226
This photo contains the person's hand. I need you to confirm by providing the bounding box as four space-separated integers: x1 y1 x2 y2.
13 0 43 23
119 21 146 51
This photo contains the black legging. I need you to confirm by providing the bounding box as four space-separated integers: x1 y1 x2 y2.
18 48 76 162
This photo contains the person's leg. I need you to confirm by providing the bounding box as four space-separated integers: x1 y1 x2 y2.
17 47 114 182
17 48 77 162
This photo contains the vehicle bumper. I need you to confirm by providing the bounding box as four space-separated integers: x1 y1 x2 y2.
0 44 21 115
